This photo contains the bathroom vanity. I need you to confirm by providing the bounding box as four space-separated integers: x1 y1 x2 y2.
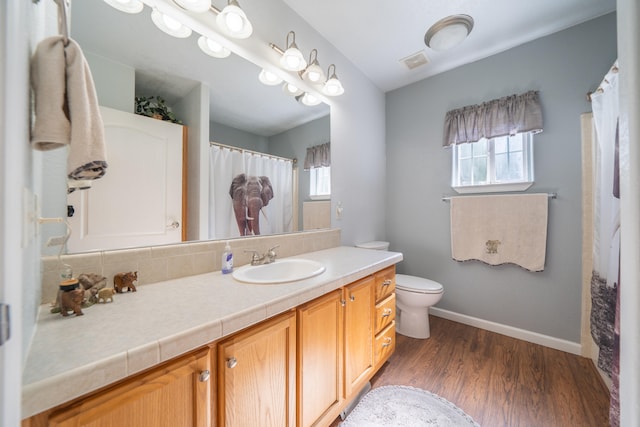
22 246 402 427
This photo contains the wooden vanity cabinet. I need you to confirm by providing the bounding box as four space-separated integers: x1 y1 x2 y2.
217 311 297 427
297 289 344 427
373 266 396 369
343 275 376 399
25 347 212 427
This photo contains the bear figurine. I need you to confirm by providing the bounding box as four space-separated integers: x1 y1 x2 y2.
60 288 84 317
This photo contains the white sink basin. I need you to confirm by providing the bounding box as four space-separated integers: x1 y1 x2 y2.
232 259 326 284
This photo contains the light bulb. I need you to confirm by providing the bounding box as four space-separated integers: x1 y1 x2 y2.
224 11 244 33
162 14 182 31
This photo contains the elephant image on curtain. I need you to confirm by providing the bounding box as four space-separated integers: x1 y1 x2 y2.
229 173 274 236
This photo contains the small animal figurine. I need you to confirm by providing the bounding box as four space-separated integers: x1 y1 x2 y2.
97 287 116 303
78 273 107 304
114 271 138 293
59 288 84 317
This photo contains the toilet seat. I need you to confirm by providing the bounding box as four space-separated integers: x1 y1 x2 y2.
395 274 443 294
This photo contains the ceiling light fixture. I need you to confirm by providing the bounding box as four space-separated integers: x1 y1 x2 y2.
213 0 253 39
151 8 192 38
173 0 211 13
300 49 325 84
273 31 307 72
424 14 474 51
197 36 231 58
103 0 144 14
258 69 283 86
322 64 344 96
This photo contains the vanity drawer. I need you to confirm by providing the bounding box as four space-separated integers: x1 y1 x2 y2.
375 266 395 301
374 321 395 367
374 293 395 334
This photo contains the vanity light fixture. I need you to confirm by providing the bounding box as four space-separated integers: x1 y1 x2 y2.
274 31 307 72
298 92 321 106
258 69 283 86
197 36 231 58
173 0 211 13
282 82 303 97
151 8 192 38
213 0 253 39
322 64 344 96
300 49 325 84
424 14 474 51
103 0 144 14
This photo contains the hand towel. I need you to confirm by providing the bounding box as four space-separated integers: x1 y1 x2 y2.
30 36 108 181
450 193 548 271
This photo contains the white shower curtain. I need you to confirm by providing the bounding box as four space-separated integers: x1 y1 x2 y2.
209 144 293 240
590 61 620 426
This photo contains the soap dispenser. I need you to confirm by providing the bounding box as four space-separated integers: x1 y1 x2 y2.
221 241 234 274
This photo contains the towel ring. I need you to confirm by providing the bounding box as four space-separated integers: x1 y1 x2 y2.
54 0 70 46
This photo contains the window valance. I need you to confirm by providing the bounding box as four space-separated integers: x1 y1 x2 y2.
303 142 330 170
443 90 543 147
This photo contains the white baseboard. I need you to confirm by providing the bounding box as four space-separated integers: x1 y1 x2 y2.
429 307 582 355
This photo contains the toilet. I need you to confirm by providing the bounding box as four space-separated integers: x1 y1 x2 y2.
355 241 444 339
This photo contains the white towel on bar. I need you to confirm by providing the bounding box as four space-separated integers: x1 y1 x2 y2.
450 193 549 271
30 35 107 182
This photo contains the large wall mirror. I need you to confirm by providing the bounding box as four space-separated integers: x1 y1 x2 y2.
42 0 331 255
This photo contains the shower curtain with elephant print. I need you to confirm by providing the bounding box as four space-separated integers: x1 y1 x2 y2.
590 61 620 427
208 144 293 240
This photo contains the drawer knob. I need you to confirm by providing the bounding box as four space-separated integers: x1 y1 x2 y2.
382 337 393 348
226 357 238 369
341 299 346 307
199 370 210 382
381 308 392 317
382 279 392 287
350 294 355 302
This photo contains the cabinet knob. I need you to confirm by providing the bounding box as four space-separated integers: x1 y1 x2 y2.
381 308 392 317
340 299 346 307
350 294 355 302
382 279 392 287
226 357 238 369
382 337 393 348
199 370 210 382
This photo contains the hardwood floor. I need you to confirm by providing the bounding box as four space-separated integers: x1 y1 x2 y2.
333 316 610 427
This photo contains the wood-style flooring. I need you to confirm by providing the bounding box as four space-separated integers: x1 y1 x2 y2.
333 316 611 427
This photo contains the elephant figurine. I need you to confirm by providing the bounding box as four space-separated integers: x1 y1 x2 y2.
229 173 274 236
114 271 138 293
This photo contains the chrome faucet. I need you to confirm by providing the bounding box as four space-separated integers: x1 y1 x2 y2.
245 245 279 265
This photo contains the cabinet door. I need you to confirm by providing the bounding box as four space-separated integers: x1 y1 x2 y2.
344 276 375 398
48 347 211 427
218 312 296 427
298 290 344 427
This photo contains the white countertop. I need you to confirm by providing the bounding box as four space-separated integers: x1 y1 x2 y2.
22 246 402 418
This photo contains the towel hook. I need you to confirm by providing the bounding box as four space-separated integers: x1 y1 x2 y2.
54 0 70 46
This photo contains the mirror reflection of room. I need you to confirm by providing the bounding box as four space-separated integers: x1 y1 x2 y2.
41 0 331 255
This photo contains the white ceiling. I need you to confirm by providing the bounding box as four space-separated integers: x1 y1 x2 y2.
72 0 616 137
284 0 616 92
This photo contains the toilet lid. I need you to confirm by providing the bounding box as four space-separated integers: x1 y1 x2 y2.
395 274 443 294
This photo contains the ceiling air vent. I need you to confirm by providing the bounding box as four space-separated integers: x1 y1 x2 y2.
400 51 429 70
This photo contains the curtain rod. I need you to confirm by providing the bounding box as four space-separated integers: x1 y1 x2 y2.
587 60 619 102
442 192 557 202
210 141 296 164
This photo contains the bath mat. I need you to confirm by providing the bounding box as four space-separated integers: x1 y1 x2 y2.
340 385 480 427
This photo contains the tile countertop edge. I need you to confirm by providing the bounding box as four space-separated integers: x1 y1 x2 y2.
22 247 403 419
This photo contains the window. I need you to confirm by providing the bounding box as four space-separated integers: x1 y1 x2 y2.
451 132 534 193
310 166 331 198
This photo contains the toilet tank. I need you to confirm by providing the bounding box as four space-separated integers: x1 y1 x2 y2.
355 241 390 251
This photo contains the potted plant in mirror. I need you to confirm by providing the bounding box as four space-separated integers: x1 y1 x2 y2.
134 95 182 124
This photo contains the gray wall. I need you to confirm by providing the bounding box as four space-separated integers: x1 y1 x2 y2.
385 13 617 342
210 121 268 153
269 114 331 227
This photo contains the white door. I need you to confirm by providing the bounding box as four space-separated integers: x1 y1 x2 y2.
67 106 184 253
